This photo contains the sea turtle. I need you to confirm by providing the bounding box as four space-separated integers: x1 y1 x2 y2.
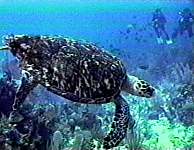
0 35 155 149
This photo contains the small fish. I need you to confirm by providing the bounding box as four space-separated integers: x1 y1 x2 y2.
126 28 131 34
139 65 149 70
109 44 113 48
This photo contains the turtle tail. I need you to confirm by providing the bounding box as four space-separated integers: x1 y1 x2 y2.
103 95 135 149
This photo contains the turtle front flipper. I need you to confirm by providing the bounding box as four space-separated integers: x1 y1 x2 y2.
9 70 38 123
103 95 135 149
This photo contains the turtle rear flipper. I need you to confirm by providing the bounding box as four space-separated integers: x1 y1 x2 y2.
103 95 135 149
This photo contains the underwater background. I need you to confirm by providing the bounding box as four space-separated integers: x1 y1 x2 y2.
0 0 193 150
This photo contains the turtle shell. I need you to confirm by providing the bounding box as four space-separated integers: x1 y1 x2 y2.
11 36 127 104
48 38 127 104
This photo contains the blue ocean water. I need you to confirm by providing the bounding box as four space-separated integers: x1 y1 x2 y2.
0 0 193 150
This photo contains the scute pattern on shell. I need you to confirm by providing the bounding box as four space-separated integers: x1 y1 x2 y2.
47 37 127 103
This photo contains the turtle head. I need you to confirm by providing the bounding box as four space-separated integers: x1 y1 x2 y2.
124 75 155 98
133 78 155 98
1 35 35 60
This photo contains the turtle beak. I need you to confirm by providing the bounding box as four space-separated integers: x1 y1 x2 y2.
0 46 9 51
